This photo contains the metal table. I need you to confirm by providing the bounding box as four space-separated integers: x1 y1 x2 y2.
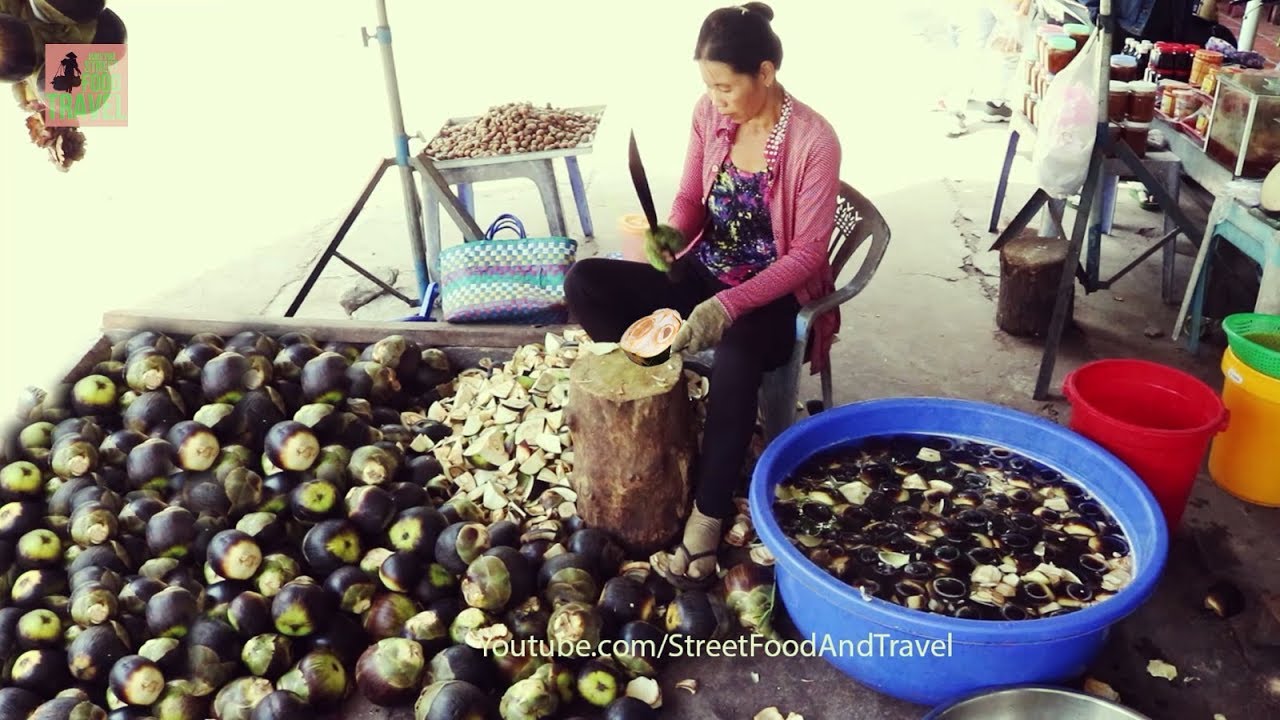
1175 196 1280 349
990 113 1185 302
421 106 605 280
1156 117 1280 348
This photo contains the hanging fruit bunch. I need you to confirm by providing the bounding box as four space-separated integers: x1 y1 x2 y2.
0 0 127 172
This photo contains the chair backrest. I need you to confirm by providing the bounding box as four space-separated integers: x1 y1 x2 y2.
828 181 891 296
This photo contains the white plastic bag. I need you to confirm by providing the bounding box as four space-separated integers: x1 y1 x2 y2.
1032 30 1102 199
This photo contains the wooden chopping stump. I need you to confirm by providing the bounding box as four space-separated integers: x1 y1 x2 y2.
565 349 695 556
997 230 1074 338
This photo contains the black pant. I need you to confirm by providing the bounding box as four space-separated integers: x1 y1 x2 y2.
564 256 799 520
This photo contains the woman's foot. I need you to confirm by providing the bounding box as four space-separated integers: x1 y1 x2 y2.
652 505 722 589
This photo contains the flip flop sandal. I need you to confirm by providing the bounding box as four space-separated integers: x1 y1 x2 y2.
652 543 718 591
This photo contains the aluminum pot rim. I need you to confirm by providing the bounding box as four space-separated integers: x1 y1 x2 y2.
749 397 1170 644
919 683 1153 719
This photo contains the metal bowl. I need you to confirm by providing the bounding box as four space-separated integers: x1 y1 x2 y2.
922 686 1151 720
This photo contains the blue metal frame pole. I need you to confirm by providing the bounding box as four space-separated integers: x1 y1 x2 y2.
369 0 431 300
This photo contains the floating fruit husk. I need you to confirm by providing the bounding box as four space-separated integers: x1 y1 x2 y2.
772 433 1135 621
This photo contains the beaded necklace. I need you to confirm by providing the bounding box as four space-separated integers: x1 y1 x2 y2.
763 91 793 197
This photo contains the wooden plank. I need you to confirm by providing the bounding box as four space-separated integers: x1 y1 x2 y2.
62 335 114 384
100 311 575 349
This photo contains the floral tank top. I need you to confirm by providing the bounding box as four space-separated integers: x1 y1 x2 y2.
695 158 778 286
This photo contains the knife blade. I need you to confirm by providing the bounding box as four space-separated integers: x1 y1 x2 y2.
628 131 660 234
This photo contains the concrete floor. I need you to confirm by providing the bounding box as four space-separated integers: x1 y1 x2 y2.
4 2 1280 718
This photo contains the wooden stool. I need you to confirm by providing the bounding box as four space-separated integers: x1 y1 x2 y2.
565 350 696 555
998 231 1075 338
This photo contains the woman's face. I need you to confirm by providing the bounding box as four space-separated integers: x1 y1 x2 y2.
698 59 771 123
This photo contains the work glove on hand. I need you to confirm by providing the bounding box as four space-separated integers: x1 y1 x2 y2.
670 298 730 355
644 224 688 272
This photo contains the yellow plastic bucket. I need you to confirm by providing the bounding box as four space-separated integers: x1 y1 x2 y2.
617 214 649 263
1208 347 1280 505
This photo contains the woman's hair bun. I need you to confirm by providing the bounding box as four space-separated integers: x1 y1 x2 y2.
742 2 774 21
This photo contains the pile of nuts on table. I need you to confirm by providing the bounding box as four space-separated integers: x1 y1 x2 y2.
423 102 601 160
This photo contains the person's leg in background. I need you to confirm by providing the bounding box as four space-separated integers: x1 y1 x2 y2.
976 2 1030 123
943 0 1001 136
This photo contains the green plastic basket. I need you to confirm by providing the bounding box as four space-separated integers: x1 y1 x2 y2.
1223 313 1280 379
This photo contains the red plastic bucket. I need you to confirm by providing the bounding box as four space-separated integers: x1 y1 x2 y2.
1063 359 1229 530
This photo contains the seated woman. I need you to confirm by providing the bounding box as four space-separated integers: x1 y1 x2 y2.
564 2 842 587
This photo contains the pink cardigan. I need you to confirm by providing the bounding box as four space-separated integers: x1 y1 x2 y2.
669 93 841 374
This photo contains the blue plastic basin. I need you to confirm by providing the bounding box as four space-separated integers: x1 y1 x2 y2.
749 398 1169 707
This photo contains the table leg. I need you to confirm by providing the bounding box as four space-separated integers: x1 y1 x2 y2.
422 185 443 285
530 159 568 237
1187 235 1217 354
1087 174 1118 286
990 129 1020 233
1161 163 1181 305
1098 173 1119 236
457 183 475 217
565 157 595 238
1174 195 1229 341
1257 244 1280 314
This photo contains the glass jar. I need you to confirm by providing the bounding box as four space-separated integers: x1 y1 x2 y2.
1158 80 1189 116
1064 23 1092 48
1037 25 1067 68
1108 81 1131 123
1173 89 1201 120
1202 65 1221 95
1111 55 1139 82
1180 45 1200 81
1124 121 1150 158
1190 49 1223 87
1045 36 1078 75
1128 81 1158 123
1040 72 1056 99
1149 42 1179 82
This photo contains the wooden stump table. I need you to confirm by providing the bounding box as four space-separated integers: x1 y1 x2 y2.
565 349 696 556
997 230 1074 338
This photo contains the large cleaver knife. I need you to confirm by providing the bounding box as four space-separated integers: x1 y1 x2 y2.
627 131 677 271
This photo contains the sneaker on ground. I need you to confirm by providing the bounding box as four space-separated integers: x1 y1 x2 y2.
946 112 968 138
981 101 1013 122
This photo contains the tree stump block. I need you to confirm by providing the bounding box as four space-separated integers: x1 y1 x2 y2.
565 349 695 556
997 231 1075 338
